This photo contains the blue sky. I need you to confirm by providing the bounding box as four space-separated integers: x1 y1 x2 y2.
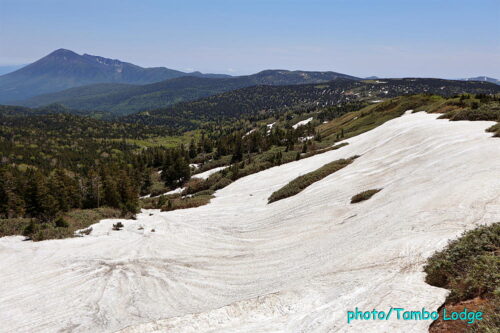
1 0 499 78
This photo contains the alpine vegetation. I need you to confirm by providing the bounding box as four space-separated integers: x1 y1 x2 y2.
268 156 358 203
350 188 382 203
424 222 500 332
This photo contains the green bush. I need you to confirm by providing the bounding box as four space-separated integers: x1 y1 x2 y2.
350 189 382 204
54 216 69 228
1 207 123 241
210 177 233 191
268 156 357 203
446 108 499 121
0 218 32 237
486 123 500 137
424 223 499 332
424 223 499 303
160 195 214 211
112 222 124 231
192 189 215 197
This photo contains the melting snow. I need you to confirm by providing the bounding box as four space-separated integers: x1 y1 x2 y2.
298 135 314 142
192 166 229 180
141 187 184 199
1 113 499 332
292 117 313 129
243 129 256 138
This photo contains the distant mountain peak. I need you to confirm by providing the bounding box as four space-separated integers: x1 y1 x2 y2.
251 69 359 82
0 49 229 103
47 48 80 58
459 76 499 85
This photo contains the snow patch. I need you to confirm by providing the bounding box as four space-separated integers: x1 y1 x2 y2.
242 129 256 138
292 117 313 129
192 166 229 180
298 135 314 142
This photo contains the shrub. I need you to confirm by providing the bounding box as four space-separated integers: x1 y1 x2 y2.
302 142 348 159
112 222 124 231
54 216 69 228
184 177 210 194
350 189 382 203
486 123 500 137
425 223 499 332
0 218 31 238
448 108 499 121
268 156 357 203
160 195 214 211
424 222 499 302
192 189 214 197
210 177 233 191
22 221 36 237
150 187 170 197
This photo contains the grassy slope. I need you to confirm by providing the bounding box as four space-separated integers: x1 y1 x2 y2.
433 96 500 137
317 94 446 140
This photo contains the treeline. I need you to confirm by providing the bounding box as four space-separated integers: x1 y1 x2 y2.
0 108 200 238
0 165 138 222
0 145 196 238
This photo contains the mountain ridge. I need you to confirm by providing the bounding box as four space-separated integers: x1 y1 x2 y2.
459 76 500 85
0 49 231 103
19 69 360 115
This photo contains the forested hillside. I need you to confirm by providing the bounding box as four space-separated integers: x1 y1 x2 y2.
122 78 500 130
2 92 498 241
20 70 360 114
22 75 499 117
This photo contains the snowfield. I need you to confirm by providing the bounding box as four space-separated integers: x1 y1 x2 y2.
292 117 313 129
1 112 499 333
191 166 229 180
140 186 184 199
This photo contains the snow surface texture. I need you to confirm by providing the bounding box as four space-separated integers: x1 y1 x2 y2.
1 112 499 333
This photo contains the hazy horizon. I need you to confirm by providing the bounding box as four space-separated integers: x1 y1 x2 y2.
1 0 499 78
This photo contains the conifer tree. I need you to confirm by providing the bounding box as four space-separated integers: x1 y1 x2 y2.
0 168 25 218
